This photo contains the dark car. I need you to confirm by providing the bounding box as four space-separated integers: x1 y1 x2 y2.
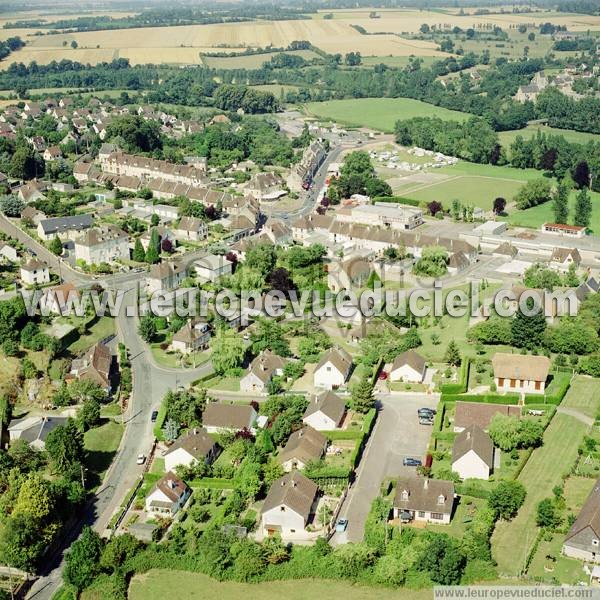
151 410 159 422
403 457 422 467
418 408 436 416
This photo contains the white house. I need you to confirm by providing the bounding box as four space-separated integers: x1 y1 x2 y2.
313 347 353 390
146 261 186 294
145 472 191 517
563 477 600 562
193 253 233 282
74 226 130 265
174 216 208 242
492 353 550 395
393 477 455 525
302 390 346 430
37 214 93 241
171 319 211 354
240 350 287 394
389 350 426 383
20 258 50 286
451 425 494 481
202 403 257 434
163 428 220 473
0 245 18 263
261 471 319 540
278 426 328 472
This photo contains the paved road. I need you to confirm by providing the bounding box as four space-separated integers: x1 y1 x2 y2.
331 392 440 545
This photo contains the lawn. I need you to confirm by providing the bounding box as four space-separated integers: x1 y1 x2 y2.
84 419 124 487
527 532 585 585
67 316 115 355
498 124 600 150
508 188 600 234
128 570 432 600
304 98 469 132
561 376 600 420
491 413 589 576
428 495 486 539
360 55 440 69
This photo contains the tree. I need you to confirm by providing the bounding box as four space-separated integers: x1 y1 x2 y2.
413 246 448 278
144 228 160 264
420 23 430 33
0 195 24 217
572 160 590 189
210 328 245 374
350 375 375 413
427 201 443 216
45 420 85 473
49 235 63 255
10 145 43 180
489 480 526 520
132 238 145 262
488 415 521 451
150 213 160 227
444 340 461 366
552 182 569 225
0 514 46 571
493 197 506 215
63 527 103 592
78 399 101 431
573 188 592 228
250 319 290 357
536 498 560 528
515 179 553 209
511 299 547 349
138 316 157 342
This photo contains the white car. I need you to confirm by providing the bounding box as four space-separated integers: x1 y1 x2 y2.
136 454 146 465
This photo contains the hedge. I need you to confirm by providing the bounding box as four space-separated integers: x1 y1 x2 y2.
152 401 169 441
305 465 352 480
440 357 471 396
349 408 377 469
373 195 421 207
524 373 571 406
441 393 520 405
325 430 363 441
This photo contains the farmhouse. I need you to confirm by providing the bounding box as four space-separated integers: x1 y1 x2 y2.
240 350 287 394
20 259 50 286
74 226 130 265
37 214 93 241
145 472 191 517
563 477 600 563
171 319 211 354
313 347 353 390
492 353 551 395
278 426 328 472
261 471 319 539
389 350 426 383
302 390 346 431
8 416 68 451
393 477 455 525
163 428 220 473
453 401 521 433
202 403 257 434
451 425 494 481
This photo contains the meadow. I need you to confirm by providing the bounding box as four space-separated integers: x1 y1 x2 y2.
498 124 600 149
304 97 469 132
202 49 320 69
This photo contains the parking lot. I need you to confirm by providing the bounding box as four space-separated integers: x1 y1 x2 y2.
331 392 440 544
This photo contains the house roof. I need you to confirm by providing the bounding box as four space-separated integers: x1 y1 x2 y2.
491 353 550 383
448 251 470 270
394 477 455 515
202 403 256 430
246 350 287 384
392 350 426 374
75 225 128 247
303 390 346 425
177 216 206 233
494 242 518 257
315 347 353 375
8 415 68 445
452 425 494 467
74 342 112 388
148 260 185 281
262 470 318 522
39 214 93 235
164 427 217 460
454 401 521 430
551 247 581 264
278 426 327 466
565 476 600 545
172 319 209 346
21 258 47 272
149 472 189 504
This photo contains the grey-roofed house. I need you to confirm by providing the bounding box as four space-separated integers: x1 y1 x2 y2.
163 427 220 472
302 390 346 431
393 477 455 525
8 415 68 451
389 350 426 383
261 471 319 539
202 403 257 434
451 425 494 480
37 214 93 241
563 477 600 562
278 426 328 472
240 350 287 394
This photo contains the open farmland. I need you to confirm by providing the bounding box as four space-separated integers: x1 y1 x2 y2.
202 49 320 69
499 124 600 149
305 97 469 132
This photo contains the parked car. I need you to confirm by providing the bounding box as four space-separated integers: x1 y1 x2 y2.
336 518 348 532
136 454 146 465
418 408 436 416
419 418 434 426
403 457 422 467
151 410 159 422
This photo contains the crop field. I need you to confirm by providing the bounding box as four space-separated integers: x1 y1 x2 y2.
202 49 320 69
305 97 469 132
499 125 600 149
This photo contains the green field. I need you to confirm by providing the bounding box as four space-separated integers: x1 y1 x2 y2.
499 125 600 150
508 188 600 234
360 55 440 69
304 98 469 132
84 419 124 487
492 377 600 576
128 570 430 600
202 50 320 69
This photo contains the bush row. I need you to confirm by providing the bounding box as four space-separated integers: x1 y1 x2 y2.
441 393 520 405
440 358 471 396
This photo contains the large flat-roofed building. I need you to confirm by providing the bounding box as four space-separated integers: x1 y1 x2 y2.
336 203 424 231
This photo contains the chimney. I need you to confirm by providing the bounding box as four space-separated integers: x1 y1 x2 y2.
466 431 471 440
423 479 429 489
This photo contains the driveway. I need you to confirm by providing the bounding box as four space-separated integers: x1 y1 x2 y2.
331 392 440 545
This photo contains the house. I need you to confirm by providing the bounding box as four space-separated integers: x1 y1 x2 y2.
0 244 18 263
492 242 518 259
313 347 353 390
70 342 113 393
151 204 179 222
550 247 581 272
302 390 346 430
145 472 191 517
327 255 372 292
453 401 521 433
243 172 287 202
448 251 470 274
43 146 62 161
336 203 424 231
240 350 287 394
139 226 175 252
174 216 208 242
20 258 50 286
261 471 319 539
171 319 211 354
451 425 494 481
163 428 220 473
193 253 233 282
278 426 328 472
202 403 257 434
40 283 80 315
492 353 550 395
563 477 600 562
37 214 93 241
18 181 47 204
146 261 186 294
21 205 46 225
393 477 455 525
8 416 68 451
389 350 426 383
74 226 130 265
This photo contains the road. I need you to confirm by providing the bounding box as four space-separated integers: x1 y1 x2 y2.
331 392 440 545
